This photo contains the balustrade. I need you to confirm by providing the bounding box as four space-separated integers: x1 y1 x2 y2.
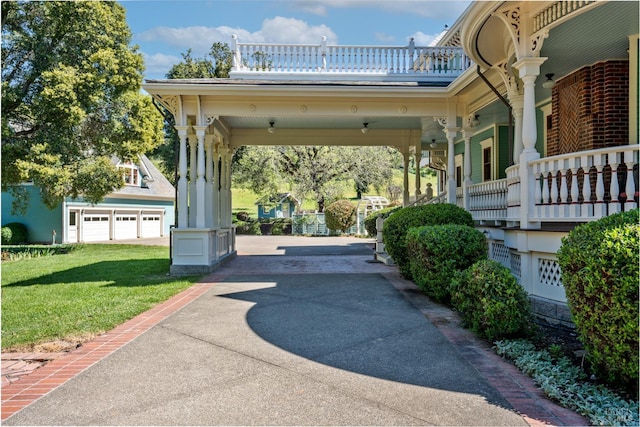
531 145 639 222
468 179 508 221
230 36 471 81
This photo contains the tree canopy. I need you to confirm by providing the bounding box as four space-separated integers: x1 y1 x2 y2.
233 145 400 211
1 1 164 211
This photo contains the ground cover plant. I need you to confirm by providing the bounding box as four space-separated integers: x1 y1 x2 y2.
1 244 202 351
495 339 639 426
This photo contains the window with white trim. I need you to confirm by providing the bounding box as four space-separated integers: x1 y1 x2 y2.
479 138 493 182
119 162 140 186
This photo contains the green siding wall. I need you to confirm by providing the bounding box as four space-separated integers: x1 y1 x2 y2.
497 125 511 179
1 186 63 243
470 127 495 183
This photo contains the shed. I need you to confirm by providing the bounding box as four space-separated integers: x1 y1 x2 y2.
256 193 300 219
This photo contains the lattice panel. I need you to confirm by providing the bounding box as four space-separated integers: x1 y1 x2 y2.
510 253 521 280
558 83 582 154
490 242 510 268
539 258 564 288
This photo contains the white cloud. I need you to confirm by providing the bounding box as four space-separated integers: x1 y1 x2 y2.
136 17 337 57
409 31 441 46
260 17 337 44
141 52 182 79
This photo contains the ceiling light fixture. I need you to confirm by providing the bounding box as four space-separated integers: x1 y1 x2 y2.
542 73 555 89
361 122 369 134
267 121 276 134
430 139 438 148
472 114 481 127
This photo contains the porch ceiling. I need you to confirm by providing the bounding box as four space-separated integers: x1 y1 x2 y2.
145 79 458 148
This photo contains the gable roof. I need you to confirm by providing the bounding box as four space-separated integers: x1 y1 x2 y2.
110 155 174 201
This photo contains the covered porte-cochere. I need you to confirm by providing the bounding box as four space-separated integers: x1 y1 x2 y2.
144 77 468 274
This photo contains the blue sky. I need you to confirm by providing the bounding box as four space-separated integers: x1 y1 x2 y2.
119 0 471 80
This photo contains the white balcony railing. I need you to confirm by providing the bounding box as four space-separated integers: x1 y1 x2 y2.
230 36 472 82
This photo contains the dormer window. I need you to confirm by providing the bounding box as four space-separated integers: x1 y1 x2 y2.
119 162 140 186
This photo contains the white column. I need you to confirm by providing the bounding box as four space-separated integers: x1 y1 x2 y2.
188 134 197 227
220 146 232 227
514 57 546 229
510 95 524 164
402 148 411 206
225 148 233 227
462 128 473 211
414 148 422 197
175 126 189 228
194 126 207 228
212 141 221 228
446 129 457 204
205 136 215 228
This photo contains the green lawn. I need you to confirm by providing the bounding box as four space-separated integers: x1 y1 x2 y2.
1 244 202 351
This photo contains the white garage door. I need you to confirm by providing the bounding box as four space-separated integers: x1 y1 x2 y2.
114 215 138 240
141 215 162 238
82 215 110 242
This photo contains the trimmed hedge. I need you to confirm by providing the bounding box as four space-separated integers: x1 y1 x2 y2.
406 224 486 302
364 206 401 237
451 260 534 340
1 223 28 245
382 203 473 278
557 209 639 389
325 199 356 233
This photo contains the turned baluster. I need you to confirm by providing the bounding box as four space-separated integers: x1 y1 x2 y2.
594 154 606 218
609 152 621 214
624 150 638 211
569 157 580 218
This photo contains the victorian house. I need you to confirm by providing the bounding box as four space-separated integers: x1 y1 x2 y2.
142 0 638 325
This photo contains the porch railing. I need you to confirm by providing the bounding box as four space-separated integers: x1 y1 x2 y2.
230 36 471 82
468 179 508 221
530 145 639 221
411 145 638 224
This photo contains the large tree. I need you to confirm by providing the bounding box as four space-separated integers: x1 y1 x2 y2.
233 145 400 211
1 1 164 212
153 44 234 182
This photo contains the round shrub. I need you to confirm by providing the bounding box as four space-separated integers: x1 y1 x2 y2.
2 223 28 244
1 227 12 245
406 224 486 302
557 209 639 387
450 259 534 341
325 199 356 233
364 206 401 237
382 203 473 278
235 211 250 222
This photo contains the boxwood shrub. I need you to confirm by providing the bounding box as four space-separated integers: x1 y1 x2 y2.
382 203 473 278
325 199 356 233
451 259 534 341
1 223 28 245
364 206 401 237
406 224 486 302
557 209 639 389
